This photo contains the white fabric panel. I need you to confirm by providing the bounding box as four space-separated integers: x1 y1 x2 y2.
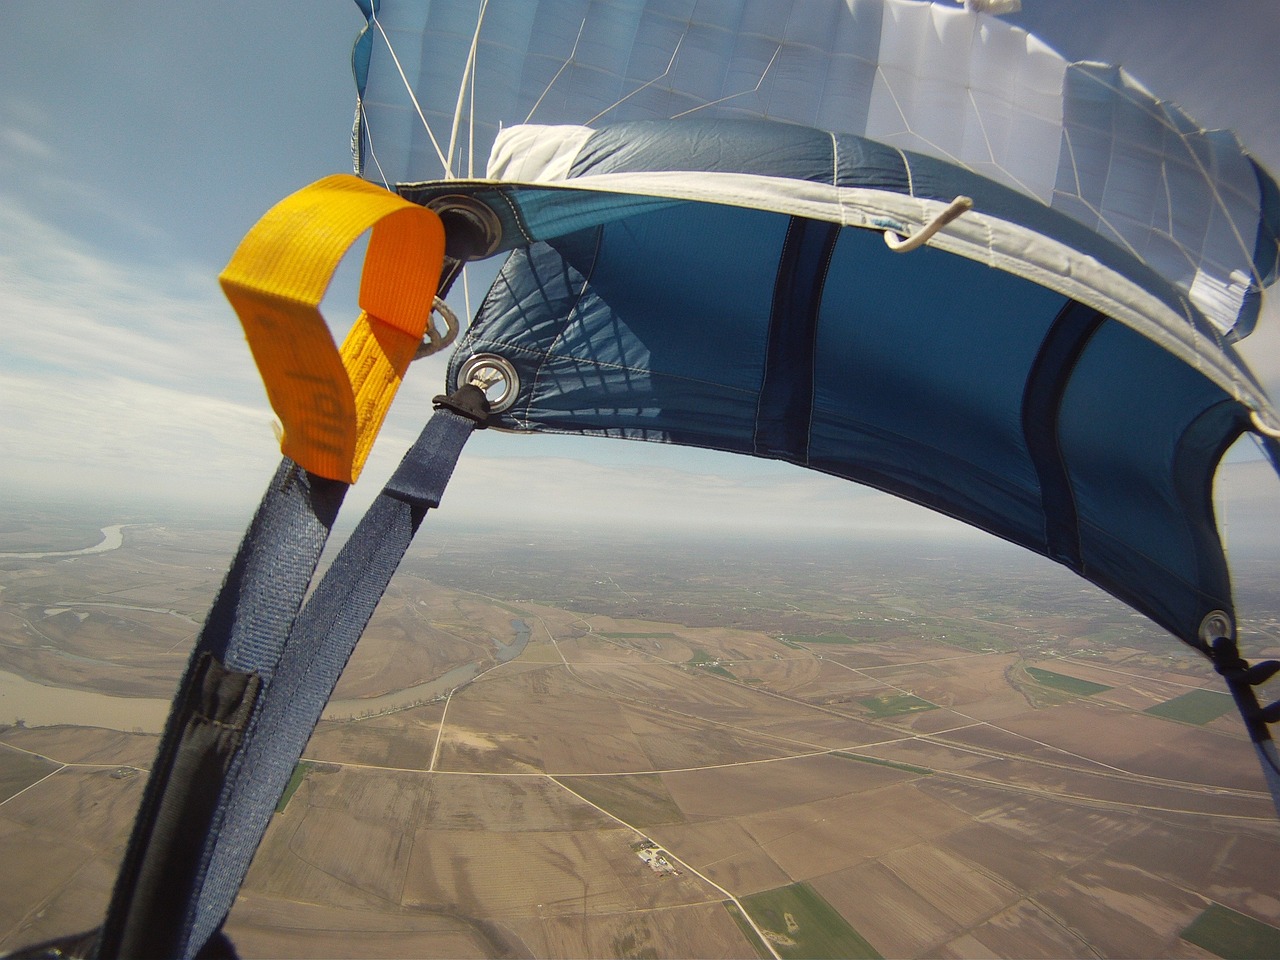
487 124 595 181
865 0 1065 201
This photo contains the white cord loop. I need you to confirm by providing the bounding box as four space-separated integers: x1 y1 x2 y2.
1251 409 1280 439
883 196 973 253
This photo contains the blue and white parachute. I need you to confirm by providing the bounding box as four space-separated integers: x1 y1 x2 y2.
354 0 1280 648
352 0 1280 797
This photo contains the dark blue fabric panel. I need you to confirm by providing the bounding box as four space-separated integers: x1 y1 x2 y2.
802 415 1049 548
546 203 783 393
799 229 1067 555
813 230 1057 504
754 217 840 460
1060 322 1220 574
1057 321 1236 638
512 188 682 242
570 119 838 181
1254 157 1280 287
458 202 1068 544
832 135 910 194
1173 401 1250 606
351 4 374 96
1022 301 1105 570
459 204 788 443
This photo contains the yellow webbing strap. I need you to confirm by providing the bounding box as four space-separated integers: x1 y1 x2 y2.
220 174 444 483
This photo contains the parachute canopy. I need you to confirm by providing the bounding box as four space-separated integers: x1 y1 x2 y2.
353 0 1280 651
355 0 1280 340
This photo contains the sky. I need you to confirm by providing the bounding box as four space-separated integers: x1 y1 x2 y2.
2 1 1279 546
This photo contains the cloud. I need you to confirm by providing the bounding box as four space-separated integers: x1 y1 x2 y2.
0 94 50 130
0 165 481 516
0 196 253 388
411 449 982 539
1216 457 1280 557
0 125 53 161
2 369 278 508
0 182 284 510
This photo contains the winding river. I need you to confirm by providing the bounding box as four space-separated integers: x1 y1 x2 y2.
0 525 128 560
0 619 533 732
0 669 170 733
323 619 532 719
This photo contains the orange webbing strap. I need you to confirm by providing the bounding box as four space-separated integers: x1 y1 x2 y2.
220 174 445 483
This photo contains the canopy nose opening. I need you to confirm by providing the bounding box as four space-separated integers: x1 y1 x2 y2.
426 194 504 260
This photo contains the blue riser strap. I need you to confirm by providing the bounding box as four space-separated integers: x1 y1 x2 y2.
97 461 346 960
186 406 477 956
95 402 478 960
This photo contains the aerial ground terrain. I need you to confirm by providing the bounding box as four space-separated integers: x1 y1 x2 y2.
1 510 1278 958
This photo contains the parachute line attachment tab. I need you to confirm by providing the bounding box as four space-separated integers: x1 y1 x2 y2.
432 383 492 427
882 196 973 253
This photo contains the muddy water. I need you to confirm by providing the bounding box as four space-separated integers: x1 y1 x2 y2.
323 662 481 719
0 669 169 733
0 525 128 560
324 618 532 719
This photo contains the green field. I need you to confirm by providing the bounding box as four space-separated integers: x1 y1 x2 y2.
1146 689 1236 725
275 761 315 813
833 752 932 776
689 648 736 678
725 902 773 959
609 929 660 960
738 882 881 959
1180 903 1280 959
787 633 859 644
857 693 936 718
1025 666 1112 697
557 773 686 826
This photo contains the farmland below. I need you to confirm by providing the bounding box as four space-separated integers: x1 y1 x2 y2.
2 514 1279 957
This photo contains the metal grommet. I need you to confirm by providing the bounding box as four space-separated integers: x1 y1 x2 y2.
426 194 503 260
1199 610 1235 645
457 353 519 414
